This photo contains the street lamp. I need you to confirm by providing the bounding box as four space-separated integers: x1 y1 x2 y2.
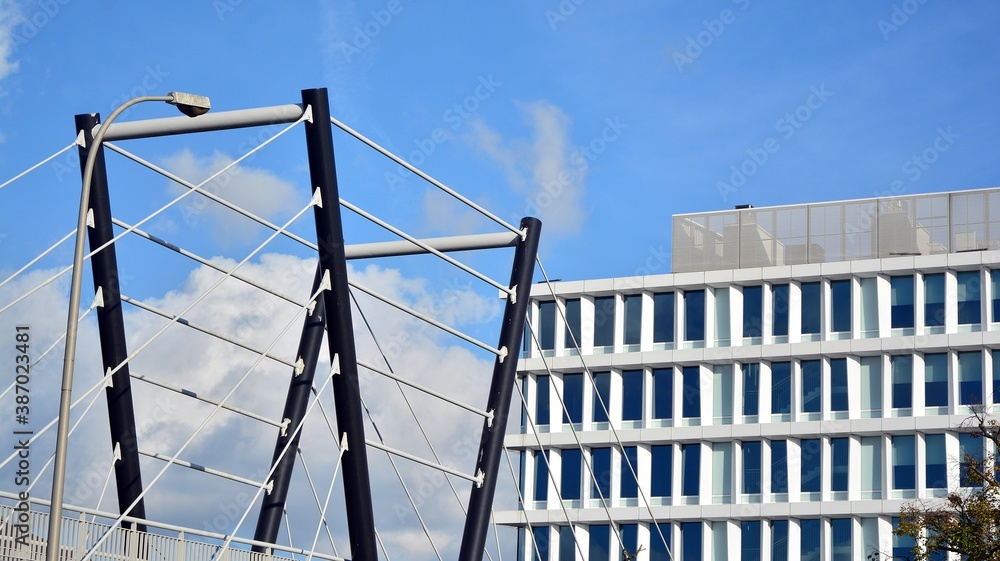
46 92 211 561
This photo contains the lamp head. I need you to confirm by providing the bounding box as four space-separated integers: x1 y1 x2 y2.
168 91 211 117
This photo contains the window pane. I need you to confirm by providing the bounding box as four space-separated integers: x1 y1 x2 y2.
743 363 760 416
892 435 915 490
893 517 915 559
650 523 672 561
891 275 915 329
741 520 761 561
861 436 882 498
772 284 789 337
534 450 548 501
860 356 882 416
620 524 639 560
926 434 947 489
830 358 848 412
993 271 1000 323
713 365 733 423
685 290 705 342
532 526 549 561
564 298 582 351
593 372 610 423
800 282 821 335
960 432 983 487
994 350 1000 405
622 370 643 422
682 444 700 497
957 271 981 325
682 366 701 419
712 442 732 503
539 301 556 350
771 440 788 494
771 520 788 561
800 519 821 561
562 374 583 424
831 437 849 492
537 375 550 425
624 295 642 345
653 292 674 344
831 518 851 561
594 296 615 348
561 448 582 500
892 355 912 409
743 441 762 494
682 522 702 561
924 354 948 407
831 279 851 332
589 524 609 561
591 448 612 502
651 445 672 498
958 350 983 405
924 273 945 327
743 286 763 338
620 446 638 499
771 362 791 415
715 287 730 346
559 526 575 561
801 360 821 413
860 277 879 337
653 368 673 420
800 439 822 493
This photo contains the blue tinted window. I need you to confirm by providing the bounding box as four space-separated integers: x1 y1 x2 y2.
891 276 914 329
558 526 574 561
532 525 549 561
957 271 981 325
564 298 581 349
830 358 848 412
771 520 788 561
892 355 912 409
653 292 674 344
831 518 851 561
624 295 642 345
743 441 761 494
743 363 760 416
651 445 672 498
593 372 610 423
800 282 821 335
622 370 643 422
924 353 948 407
960 432 983 487
620 524 638 560
539 301 556 350
650 523 671 561
562 374 583 424
681 522 701 561
800 438 821 493
561 448 581 500
772 284 790 337
771 440 788 494
591 448 612 502
800 519 821 561
958 351 983 405
831 437 849 492
653 368 673 420
685 290 705 342
589 524 609 561
682 444 700 497
594 297 615 348
924 273 945 327
995 350 1000 406
993 272 1000 323
801 360 821 413
743 285 763 338
925 434 947 489
620 446 638 499
771 362 791 415
682 366 700 419
741 520 761 561
534 450 548 501
536 375 550 425
831 279 851 332
893 435 915 490
893 517 915 560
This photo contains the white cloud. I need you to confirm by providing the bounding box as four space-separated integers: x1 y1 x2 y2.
0 0 20 83
467 100 589 238
162 149 303 246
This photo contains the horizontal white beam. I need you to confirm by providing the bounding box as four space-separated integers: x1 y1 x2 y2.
345 231 519 259
102 103 305 141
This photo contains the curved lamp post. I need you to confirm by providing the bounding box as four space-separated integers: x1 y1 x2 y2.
46 92 211 561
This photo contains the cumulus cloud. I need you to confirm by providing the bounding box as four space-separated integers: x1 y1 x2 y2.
0 252 512 561
467 100 589 238
162 149 303 246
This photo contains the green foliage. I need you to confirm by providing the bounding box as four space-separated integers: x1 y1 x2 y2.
894 407 1000 560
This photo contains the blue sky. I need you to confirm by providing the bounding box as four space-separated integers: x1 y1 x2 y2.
1 1 1000 558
